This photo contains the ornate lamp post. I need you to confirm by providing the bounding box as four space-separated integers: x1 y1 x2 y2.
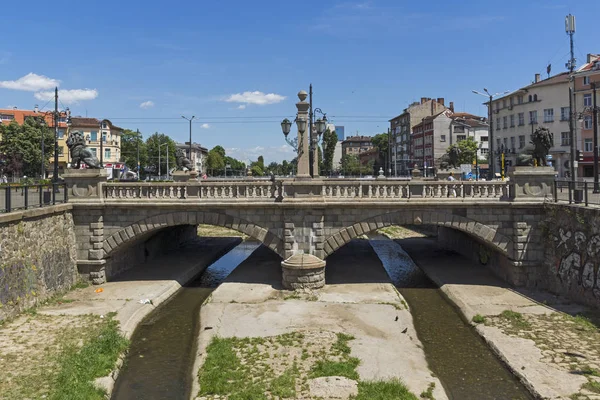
281 91 310 179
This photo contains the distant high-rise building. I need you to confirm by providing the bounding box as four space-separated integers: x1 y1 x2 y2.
335 126 345 141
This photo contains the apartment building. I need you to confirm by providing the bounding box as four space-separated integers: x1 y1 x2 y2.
341 135 373 157
0 106 69 174
70 117 124 176
176 142 208 174
572 53 600 178
449 113 489 160
389 97 448 175
489 72 571 177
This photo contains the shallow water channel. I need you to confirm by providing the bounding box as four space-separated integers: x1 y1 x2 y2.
113 237 532 400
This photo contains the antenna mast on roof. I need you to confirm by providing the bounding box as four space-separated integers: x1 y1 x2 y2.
565 14 576 73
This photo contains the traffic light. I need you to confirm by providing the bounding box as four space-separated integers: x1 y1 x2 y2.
577 150 584 162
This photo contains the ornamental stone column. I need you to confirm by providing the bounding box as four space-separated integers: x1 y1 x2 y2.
295 91 311 180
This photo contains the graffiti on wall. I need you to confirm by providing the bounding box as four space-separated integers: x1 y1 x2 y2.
552 227 600 299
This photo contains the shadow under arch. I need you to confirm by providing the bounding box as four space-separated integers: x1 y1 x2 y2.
323 210 513 258
102 210 284 258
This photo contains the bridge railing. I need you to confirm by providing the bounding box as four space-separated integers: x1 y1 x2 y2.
103 180 509 202
2 183 68 213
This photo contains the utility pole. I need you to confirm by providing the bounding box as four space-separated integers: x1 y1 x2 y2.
158 143 161 178
52 87 59 182
387 128 391 176
593 82 599 193
136 129 140 178
166 142 169 179
566 14 578 185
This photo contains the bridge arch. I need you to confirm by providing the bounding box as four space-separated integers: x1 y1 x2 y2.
102 211 284 258
323 210 512 258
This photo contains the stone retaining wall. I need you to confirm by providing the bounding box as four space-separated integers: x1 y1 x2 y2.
540 204 600 309
0 204 77 320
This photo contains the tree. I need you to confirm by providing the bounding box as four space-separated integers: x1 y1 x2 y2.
224 156 246 176
121 129 148 175
371 132 390 172
449 137 479 166
257 155 265 171
340 154 361 176
206 146 225 175
0 118 53 178
321 128 338 175
146 133 177 177
250 165 264 176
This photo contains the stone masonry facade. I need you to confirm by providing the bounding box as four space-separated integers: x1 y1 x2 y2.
0 204 77 320
69 202 546 287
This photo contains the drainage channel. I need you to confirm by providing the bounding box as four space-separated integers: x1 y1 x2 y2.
369 234 533 400
111 240 261 400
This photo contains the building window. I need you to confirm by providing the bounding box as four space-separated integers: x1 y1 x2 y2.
518 113 525 126
543 108 554 123
503 116 508 129
529 110 538 124
528 95 533 102
517 95 523 104
457 135 466 141
584 76 590 85
502 99 506 108
496 118 500 130
561 132 570 146
454 125 465 133
58 146 64 155
585 138 593 152
510 115 515 127
519 135 525 148
0 114 14 121
102 122 108 129
495 102 500 111
102 132 107 142
584 115 593 129
57 129 65 139
104 148 111 159
584 94 592 107
510 97 514 106
481 148 489 155
481 136 488 142
561 107 570 121
533 94 538 101
90 148 97 156
90 131 97 141
510 137 515 150
496 138 501 148
503 138 508 148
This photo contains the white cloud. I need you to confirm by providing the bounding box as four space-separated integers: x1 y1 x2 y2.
139 100 155 109
0 73 60 92
34 89 98 104
200 123 210 129
225 91 286 106
237 104 246 110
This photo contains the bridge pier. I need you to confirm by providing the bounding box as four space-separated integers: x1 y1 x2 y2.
281 253 326 290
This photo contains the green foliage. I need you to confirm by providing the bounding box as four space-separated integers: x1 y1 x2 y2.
340 154 373 176
322 128 338 175
250 165 264 176
269 365 298 398
120 129 148 175
206 147 225 175
0 118 54 178
472 314 486 324
145 133 177 176
420 382 436 399
310 357 360 380
332 333 355 355
50 318 129 400
371 132 390 165
355 379 419 400
447 137 479 166
499 310 531 330
224 156 246 175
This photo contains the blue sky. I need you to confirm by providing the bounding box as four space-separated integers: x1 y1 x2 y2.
1 0 598 163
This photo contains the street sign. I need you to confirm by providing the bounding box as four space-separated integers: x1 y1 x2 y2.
460 164 472 173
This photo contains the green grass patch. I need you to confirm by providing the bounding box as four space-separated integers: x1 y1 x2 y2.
284 293 301 300
420 382 436 399
49 318 128 400
353 379 419 400
310 358 360 380
499 310 531 330
332 333 355 355
198 337 247 395
572 314 598 332
472 314 486 324
583 380 600 393
270 365 299 398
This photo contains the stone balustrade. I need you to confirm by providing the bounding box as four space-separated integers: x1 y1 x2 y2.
102 179 509 202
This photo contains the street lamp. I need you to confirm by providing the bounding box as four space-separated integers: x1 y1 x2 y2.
182 115 196 169
472 88 510 180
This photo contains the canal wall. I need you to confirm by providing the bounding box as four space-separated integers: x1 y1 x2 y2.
539 204 600 309
0 204 78 320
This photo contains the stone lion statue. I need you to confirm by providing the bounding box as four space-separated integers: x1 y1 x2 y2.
175 148 194 171
517 127 554 166
438 145 461 170
66 131 101 169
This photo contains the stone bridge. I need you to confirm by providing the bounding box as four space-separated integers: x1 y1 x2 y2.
66 167 555 288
